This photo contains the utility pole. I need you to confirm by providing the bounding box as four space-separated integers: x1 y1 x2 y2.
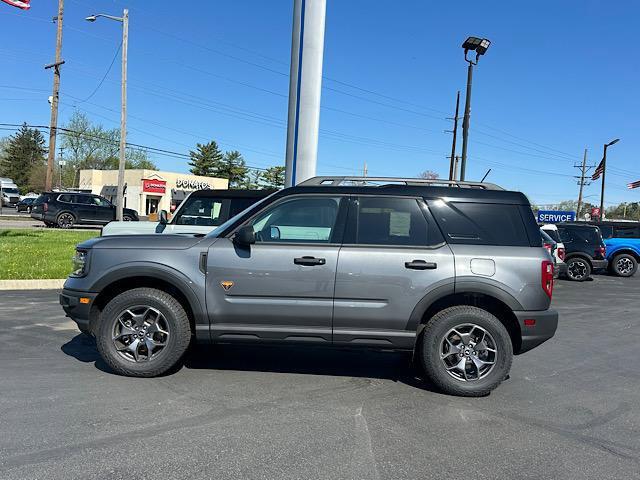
599 139 620 221
575 149 593 220
447 91 460 181
452 156 460 181
45 0 64 192
117 9 129 221
362 161 368 177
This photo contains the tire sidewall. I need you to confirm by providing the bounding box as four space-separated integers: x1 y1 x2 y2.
421 307 513 396
566 257 591 281
613 254 638 277
96 289 190 376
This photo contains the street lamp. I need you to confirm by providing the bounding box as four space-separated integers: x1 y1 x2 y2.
85 10 129 221
459 36 491 181
599 138 620 220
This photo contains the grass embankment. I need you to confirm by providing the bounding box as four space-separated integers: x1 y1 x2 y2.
0 229 98 279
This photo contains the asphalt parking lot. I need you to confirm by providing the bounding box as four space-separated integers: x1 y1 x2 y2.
1 276 639 479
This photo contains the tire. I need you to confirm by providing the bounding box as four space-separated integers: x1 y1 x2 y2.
419 306 513 397
56 212 76 229
96 287 192 377
565 257 591 281
610 253 638 277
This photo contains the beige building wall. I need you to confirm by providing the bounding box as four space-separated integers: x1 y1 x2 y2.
79 169 228 215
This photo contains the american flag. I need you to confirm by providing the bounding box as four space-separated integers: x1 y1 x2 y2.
628 180 640 189
1 0 30 9
591 158 605 180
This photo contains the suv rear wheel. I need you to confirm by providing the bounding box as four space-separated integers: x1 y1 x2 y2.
96 288 192 377
610 253 638 277
566 257 591 281
56 212 76 229
419 306 513 397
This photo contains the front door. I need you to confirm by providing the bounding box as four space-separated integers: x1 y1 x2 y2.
206 195 347 343
333 196 455 349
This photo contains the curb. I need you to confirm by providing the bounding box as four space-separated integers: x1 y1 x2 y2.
0 279 66 290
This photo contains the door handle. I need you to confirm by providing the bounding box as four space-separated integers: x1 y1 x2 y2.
294 256 326 266
405 259 437 270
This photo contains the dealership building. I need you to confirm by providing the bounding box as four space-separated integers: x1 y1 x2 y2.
79 169 229 215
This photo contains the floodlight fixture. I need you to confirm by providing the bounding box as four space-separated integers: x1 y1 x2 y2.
462 36 491 64
606 138 620 146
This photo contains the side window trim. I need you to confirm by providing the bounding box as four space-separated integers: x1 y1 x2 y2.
229 194 348 245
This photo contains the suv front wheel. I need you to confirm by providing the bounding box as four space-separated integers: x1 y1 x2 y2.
419 306 513 397
610 253 638 277
96 288 192 377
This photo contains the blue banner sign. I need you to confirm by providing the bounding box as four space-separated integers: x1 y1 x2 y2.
537 210 576 223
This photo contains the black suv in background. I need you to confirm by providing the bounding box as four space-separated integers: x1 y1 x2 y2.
31 192 139 228
556 223 607 281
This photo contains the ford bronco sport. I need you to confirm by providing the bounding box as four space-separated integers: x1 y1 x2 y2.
60 176 558 397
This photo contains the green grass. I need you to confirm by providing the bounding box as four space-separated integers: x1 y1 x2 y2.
0 229 98 279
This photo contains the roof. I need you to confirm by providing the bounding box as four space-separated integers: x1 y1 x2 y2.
188 189 276 198
278 181 530 205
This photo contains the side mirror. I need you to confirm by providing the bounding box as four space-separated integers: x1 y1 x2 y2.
158 210 168 225
234 225 255 246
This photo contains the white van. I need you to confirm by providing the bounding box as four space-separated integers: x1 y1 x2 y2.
0 178 20 207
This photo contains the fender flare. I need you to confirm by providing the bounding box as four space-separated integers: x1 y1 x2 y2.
406 280 523 332
90 262 206 327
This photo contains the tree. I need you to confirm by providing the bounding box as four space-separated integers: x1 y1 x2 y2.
61 111 155 187
218 150 249 188
0 123 46 192
260 166 285 188
418 170 439 180
188 140 223 177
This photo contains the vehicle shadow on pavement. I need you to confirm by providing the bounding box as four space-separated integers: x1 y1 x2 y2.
60 335 442 393
184 344 441 393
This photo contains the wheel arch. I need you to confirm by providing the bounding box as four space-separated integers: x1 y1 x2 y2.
408 285 523 354
609 248 640 261
88 266 206 338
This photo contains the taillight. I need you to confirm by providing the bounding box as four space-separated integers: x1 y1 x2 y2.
557 247 565 261
595 246 606 258
43 203 48 212
541 260 554 299
543 242 553 254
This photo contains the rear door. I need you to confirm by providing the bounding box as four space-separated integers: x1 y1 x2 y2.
72 194 96 222
333 196 455 349
206 195 347 343
91 195 116 223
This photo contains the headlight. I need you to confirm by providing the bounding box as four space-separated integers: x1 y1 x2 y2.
71 249 89 277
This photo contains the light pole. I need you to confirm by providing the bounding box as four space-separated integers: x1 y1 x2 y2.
459 36 491 181
599 138 620 220
86 10 128 221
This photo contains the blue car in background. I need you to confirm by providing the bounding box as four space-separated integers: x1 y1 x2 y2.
591 222 640 277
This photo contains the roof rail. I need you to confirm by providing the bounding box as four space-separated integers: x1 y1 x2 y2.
297 176 504 190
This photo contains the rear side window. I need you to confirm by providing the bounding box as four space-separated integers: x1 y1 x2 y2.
350 196 442 246
614 226 640 238
558 226 603 245
429 201 529 246
544 229 562 243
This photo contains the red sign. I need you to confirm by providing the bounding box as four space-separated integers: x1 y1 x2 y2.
142 179 166 194
591 207 601 217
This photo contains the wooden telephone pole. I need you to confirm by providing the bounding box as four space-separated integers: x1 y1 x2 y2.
45 0 64 191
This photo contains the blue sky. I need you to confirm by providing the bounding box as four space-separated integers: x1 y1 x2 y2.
1 0 638 206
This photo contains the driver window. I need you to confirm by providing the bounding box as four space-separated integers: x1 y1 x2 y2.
250 197 341 243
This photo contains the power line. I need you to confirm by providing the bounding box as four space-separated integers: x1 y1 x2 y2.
74 41 122 104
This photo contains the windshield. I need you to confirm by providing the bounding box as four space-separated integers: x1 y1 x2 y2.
207 194 276 238
2 188 19 195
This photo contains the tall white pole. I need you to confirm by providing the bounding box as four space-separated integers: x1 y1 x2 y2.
284 0 326 187
116 8 128 220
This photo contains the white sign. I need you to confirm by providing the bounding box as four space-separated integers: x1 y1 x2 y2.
176 178 211 190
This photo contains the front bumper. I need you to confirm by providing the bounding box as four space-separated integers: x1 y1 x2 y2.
60 288 98 334
591 259 608 270
514 309 558 354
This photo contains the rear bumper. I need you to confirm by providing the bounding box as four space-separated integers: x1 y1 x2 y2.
514 309 558 354
591 259 608 270
60 288 98 334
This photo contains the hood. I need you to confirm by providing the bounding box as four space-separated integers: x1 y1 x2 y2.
123 207 138 216
78 233 206 250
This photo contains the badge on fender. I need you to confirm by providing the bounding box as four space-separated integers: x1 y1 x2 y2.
220 280 234 291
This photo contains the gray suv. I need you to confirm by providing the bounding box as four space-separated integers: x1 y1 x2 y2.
60 177 558 396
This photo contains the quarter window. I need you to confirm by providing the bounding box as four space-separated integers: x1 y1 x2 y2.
249 197 341 243
352 197 437 246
